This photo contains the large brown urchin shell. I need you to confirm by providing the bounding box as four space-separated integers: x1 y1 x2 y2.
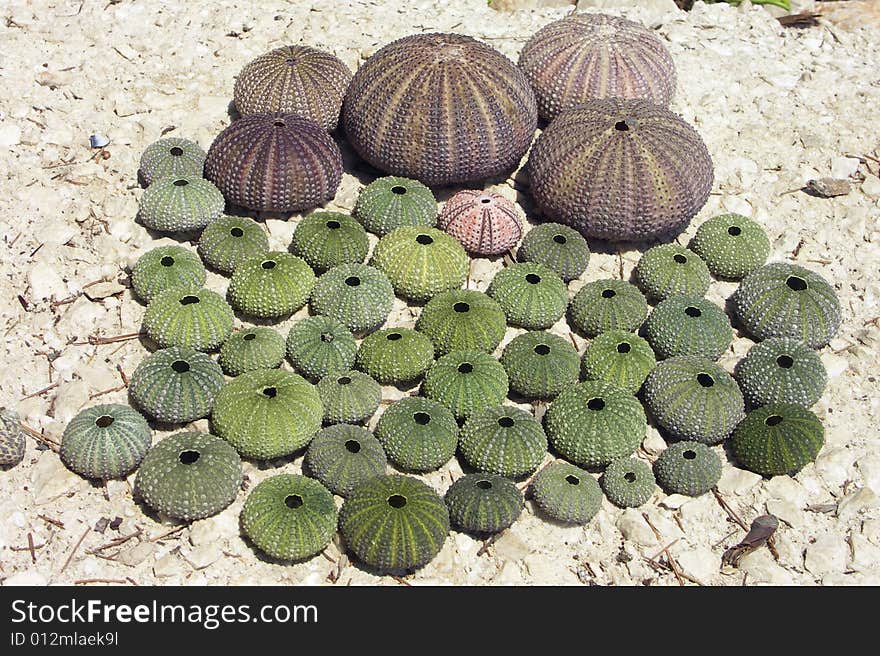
438 190 523 256
204 113 343 213
518 14 677 122
233 45 353 131
527 98 713 242
342 33 538 187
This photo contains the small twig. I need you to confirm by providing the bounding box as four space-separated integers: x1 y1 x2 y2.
517 460 553 493
62 528 90 572
19 423 61 452
567 331 579 351
87 528 142 554
74 578 130 585
73 331 145 346
116 364 129 386
642 514 687 586
320 549 337 564
38 514 65 529
21 381 59 400
477 532 503 557
712 488 749 531
150 525 187 542
89 384 126 400
27 533 36 563
391 575 411 586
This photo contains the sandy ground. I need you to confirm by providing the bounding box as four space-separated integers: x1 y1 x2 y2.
1 0 879 587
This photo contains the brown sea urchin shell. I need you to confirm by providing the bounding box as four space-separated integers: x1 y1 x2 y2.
438 190 523 256
204 113 343 213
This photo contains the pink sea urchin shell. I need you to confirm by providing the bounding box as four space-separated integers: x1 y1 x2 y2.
438 190 524 256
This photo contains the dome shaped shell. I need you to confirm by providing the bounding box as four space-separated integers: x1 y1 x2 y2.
734 337 827 408
304 424 387 497
568 279 648 337
374 396 459 473
353 176 438 237
530 462 602 525
218 327 286 377
644 295 733 361
138 137 207 186
285 315 357 381
499 330 580 400
60 404 152 480
197 215 270 276
634 244 711 302
438 190 524 256
690 213 771 280
0 408 26 467
138 175 225 233
528 98 713 242
355 328 435 385
228 251 316 319
731 404 825 477
342 32 538 187
142 287 233 352
204 113 343 213
518 13 677 122
423 350 509 420
290 211 369 274
653 441 721 497
309 264 395 334
458 405 547 478
487 262 568 330
233 45 353 131
445 474 524 534
601 457 655 508
580 330 655 394
130 245 206 304
517 222 591 282
415 289 507 357
316 370 382 425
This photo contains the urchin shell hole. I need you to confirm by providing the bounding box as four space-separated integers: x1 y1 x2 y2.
587 397 606 411
534 344 551 355
683 450 696 460
416 234 433 245
171 360 190 374
776 355 794 369
786 276 808 291
386 332 402 341
273 120 285 127
345 276 361 287
457 363 473 374
497 416 515 428
601 288 616 299
388 494 407 508
230 227 244 237
243 333 256 341
391 185 407 195
476 479 493 489
614 120 629 132
480 197 492 204
262 387 277 399
727 226 742 237
413 412 431 426
160 256 175 267
173 179 189 187
765 415 783 427
553 234 567 245
179 295 200 305
624 472 637 483
697 373 715 388
525 273 541 284
261 260 277 270
179 450 200 465
169 147 184 156
344 439 361 454
337 376 352 385
320 332 334 343
326 220 341 230
285 494 303 508
95 415 114 428
453 302 470 313
565 475 580 485
617 342 631 354
685 306 702 318
673 253 688 264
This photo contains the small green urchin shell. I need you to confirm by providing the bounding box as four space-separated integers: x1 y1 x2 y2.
285 315 357 380
138 138 207 186
374 396 458 472
369 226 468 302
60 404 152 480
642 356 744 445
353 176 438 236
130 245 206 303
731 404 825 477
142 287 233 352
129 347 225 424
241 474 339 561
211 369 323 460
634 244 711 302
138 175 225 233
135 431 242 521
218 327 286 377
601 457 655 508
644 295 733 361
500 331 580 400
735 337 827 408
546 380 647 468
423 350 509 420
309 264 395 334
487 262 568 330
290 211 369 274
197 215 269 275
228 251 316 319
0 408 26 467
690 213 771 280
355 328 435 385
316 370 381 424
653 441 721 497
568 279 648 337
415 289 507 357
518 223 591 282
731 262 842 349
580 330 655 394
530 462 602 525
339 474 449 573
445 474 523 534
304 424 387 497
458 405 547 478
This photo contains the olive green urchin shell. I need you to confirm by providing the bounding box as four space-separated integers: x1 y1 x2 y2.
445 474 523 534
422 350 509 420
316 370 381 425
653 441 721 497
634 244 711 302
568 279 648 337
487 262 568 330
735 338 827 408
131 245 206 303
690 214 771 280
304 424 387 497
309 264 395 334
339 474 449 572
355 328 435 385
290 212 369 274
228 252 316 319
0 408 25 467
197 215 269 275
241 473 338 561
499 331 580 400
218 327 286 377
518 223 590 282
731 404 824 477
642 356 744 445
342 33 538 187
353 176 437 236
129 347 225 424
138 138 207 186
374 396 458 472
545 380 647 468
458 405 547 478
211 369 323 460
137 175 224 233
530 462 602 525
135 431 242 521
233 45 353 131
60 404 152 480
369 226 468 303
601 457 655 508
731 262 842 349
645 295 733 361
415 289 507 357
285 315 357 380
580 330 655 394
142 287 233 352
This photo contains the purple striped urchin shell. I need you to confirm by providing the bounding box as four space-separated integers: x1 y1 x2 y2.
438 190 524 256
204 113 343 213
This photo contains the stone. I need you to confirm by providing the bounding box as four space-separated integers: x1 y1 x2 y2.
659 494 690 510
189 514 236 547
836 486 878 521
738 549 793 584
27 263 67 300
830 156 860 179
858 454 880 495
492 530 531 562
863 519 880 546
83 282 126 301
674 544 718 584
848 533 880 572
820 351 848 379
4 569 48 586
616 509 658 548
861 174 880 199
716 467 763 496
764 476 809 507
641 430 667 456
153 553 187 578
116 541 155 568
814 447 857 491
765 499 802 528
524 553 579 584
0 123 22 147
576 0 680 19
804 534 847 578
30 451 88 504
183 544 223 570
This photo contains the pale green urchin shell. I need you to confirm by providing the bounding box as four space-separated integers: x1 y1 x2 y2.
218 327 286 377
316 370 382 425
600 457 655 508
142 286 233 352
197 215 269 275
530 462 602 525
290 211 369 274
309 264 395 334
374 396 458 472
499 330 580 400
730 404 824 477
304 424 387 497
415 289 507 357
60 404 152 480
286 315 357 381
138 175 225 233
228 251 316 319
445 473 523 534
653 441 721 497
644 295 733 361
458 405 547 478
580 330 655 394
634 244 711 302
690 213 770 280
568 279 648 337
734 337 827 408
355 328 435 385
138 137 206 186
517 222 590 282
422 350 508 420
353 175 438 236
487 262 568 330
130 245 206 304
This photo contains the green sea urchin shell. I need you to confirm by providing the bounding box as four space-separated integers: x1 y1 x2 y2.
290 211 369 274
374 396 458 472
422 350 509 420
130 245 206 304
60 404 152 480
601 457 655 508
355 328 435 385
218 327 286 377
445 474 523 534
142 287 233 352
530 462 602 525
138 138 207 186
568 279 648 337
690 213 771 280
0 408 25 467
228 251 316 319
285 315 357 381
731 404 825 476
353 176 437 236
487 262 568 330
197 215 269 276
653 441 721 497
316 370 381 425
309 264 395 334
644 295 733 361
634 244 711 302
734 337 827 408
517 222 590 282
458 405 547 478
580 330 655 394
304 424 387 497
416 289 507 357
137 175 224 233
499 331 579 399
